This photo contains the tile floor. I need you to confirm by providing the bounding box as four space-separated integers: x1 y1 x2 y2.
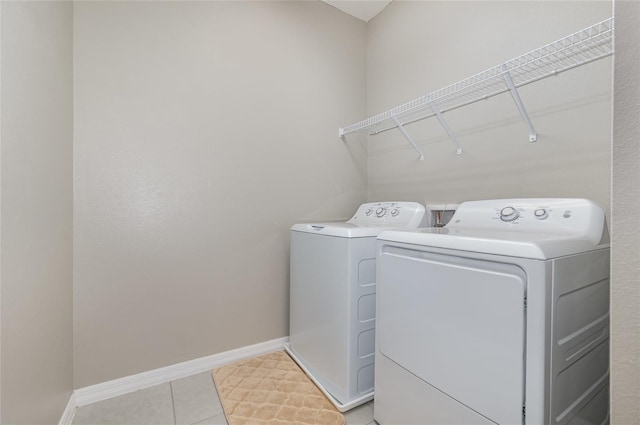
72 371 378 425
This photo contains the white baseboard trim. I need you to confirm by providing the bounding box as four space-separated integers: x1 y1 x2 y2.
71 336 288 409
58 392 77 425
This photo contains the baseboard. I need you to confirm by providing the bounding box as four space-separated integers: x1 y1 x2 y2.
58 392 77 425
71 336 288 409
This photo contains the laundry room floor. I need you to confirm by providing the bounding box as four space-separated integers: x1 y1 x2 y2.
71 370 377 425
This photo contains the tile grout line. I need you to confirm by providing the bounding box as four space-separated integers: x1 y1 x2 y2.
170 381 178 425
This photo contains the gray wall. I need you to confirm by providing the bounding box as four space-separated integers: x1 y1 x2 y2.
612 1 640 422
73 1 367 388
0 1 74 423
365 1 612 211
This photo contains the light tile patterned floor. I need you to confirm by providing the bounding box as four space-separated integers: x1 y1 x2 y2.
72 371 377 425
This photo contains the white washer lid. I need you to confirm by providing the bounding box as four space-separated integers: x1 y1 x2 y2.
291 222 406 238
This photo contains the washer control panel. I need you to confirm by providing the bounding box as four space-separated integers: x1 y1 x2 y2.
348 202 426 228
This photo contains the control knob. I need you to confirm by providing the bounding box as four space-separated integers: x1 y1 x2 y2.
376 207 387 218
500 206 520 222
534 208 548 220
365 209 373 216
391 209 399 217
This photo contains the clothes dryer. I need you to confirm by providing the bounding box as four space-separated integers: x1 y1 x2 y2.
287 202 426 411
375 198 609 425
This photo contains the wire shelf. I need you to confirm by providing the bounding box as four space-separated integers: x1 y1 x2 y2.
340 18 614 139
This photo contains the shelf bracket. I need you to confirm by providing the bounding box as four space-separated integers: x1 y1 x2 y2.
391 116 425 160
427 102 463 155
502 65 537 142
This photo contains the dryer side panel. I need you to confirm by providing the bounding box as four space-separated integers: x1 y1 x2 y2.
551 249 610 425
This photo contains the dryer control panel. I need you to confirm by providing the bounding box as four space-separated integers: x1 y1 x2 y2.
447 198 606 246
347 202 426 228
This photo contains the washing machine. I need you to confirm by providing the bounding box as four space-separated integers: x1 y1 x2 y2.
286 202 427 411
375 198 610 425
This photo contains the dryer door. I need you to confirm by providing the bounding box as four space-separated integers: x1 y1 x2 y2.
378 245 527 425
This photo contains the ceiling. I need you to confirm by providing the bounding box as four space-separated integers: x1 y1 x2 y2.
322 0 392 22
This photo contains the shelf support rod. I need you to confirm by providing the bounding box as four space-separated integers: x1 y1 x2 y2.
427 102 463 155
391 116 425 161
502 65 537 142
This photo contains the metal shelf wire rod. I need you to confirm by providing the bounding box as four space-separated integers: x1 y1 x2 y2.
339 17 614 153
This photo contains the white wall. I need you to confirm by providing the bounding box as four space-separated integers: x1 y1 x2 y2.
366 1 612 212
73 1 367 388
0 1 74 423
611 1 640 422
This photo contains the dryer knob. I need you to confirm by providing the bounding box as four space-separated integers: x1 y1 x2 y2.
500 206 520 222
391 208 400 217
365 209 373 216
534 208 548 220
376 207 387 218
